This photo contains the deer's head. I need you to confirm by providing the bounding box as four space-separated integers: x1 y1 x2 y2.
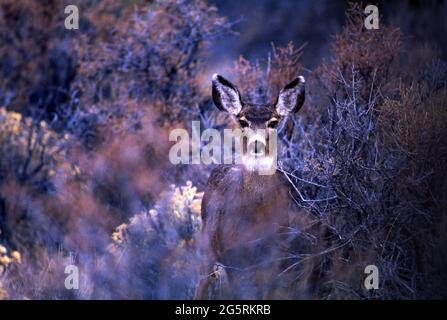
212 74 305 167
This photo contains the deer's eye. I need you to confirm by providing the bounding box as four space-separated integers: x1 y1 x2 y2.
267 120 279 128
238 119 249 128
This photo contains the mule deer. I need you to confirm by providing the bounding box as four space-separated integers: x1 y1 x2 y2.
195 74 305 299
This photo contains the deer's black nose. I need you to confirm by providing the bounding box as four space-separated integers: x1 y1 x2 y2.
248 139 266 156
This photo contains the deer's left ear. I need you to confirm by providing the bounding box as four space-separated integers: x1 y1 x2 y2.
212 74 243 116
275 76 305 116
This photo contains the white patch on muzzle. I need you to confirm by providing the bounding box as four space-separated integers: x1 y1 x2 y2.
241 131 277 175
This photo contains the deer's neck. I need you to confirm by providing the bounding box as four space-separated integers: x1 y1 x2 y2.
241 155 276 176
237 166 282 198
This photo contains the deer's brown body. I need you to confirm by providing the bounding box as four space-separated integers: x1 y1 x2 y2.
196 165 289 299
195 74 305 299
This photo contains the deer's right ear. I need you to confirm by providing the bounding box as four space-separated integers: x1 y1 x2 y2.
275 76 305 116
212 74 243 115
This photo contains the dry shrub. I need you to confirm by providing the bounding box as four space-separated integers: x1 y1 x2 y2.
71 0 232 129
0 108 74 188
73 107 171 222
320 2 401 100
0 281 7 300
377 64 447 296
267 42 306 97
0 0 73 119
0 107 173 299
229 41 304 104
0 242 21 300
102 181 203 299
278 3 447 299
0 107 77 264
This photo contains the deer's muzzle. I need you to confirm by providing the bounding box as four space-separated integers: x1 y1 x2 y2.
247 134 266 157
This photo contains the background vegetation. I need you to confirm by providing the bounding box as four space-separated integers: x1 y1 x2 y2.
0 0 446 299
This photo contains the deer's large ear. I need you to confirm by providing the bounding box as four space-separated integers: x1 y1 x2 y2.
275 76 305 116
212 74 243 115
